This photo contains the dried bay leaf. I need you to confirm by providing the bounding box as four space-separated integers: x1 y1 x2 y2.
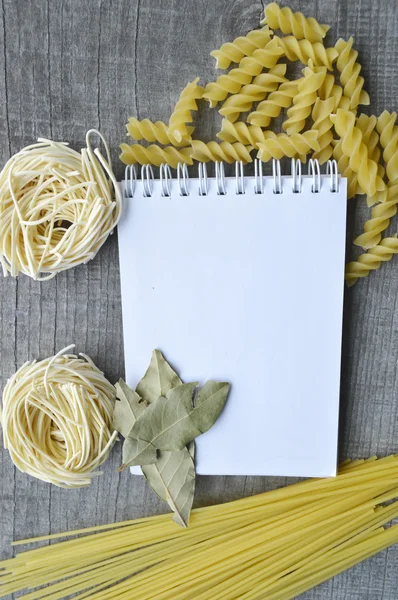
122 437 157 468
136 349 182 404
114 351 229 527
142 446 195 527
113 379 147 438
129 381 230 453
113 379 156 469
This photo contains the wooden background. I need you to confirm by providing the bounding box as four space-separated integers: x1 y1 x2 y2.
1 0 398 597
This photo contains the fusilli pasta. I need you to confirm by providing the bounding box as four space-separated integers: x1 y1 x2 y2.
276 36 338 70
335 37 370 109
318 74 350 110
345 236 398 287
311 97 335 163
332 144 358 199
356 114 386 203
257 131 320 161
167 78 204 144
210 26 273 70
330 109 385 198
261 2 330 43
217 120 273 146
190 140 253 163
126 118 193 146
332 114 382 200
120 143 193 168
203 38 284 107
218 65 287 122
377 110 398 183
354 182 398 249
283 65 327 135
247 80 300 128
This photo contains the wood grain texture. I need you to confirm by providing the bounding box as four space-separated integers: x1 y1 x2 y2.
0 0 398 598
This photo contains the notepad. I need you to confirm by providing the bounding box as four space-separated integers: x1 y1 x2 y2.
118 165 347 477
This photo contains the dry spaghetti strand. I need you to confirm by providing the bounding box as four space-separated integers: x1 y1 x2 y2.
2 456 398 598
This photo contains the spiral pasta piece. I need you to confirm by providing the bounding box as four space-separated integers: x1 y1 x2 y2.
247 80 300 128
257 131 320 161
283 66 327 135
345 236 398 287
332 114 382 200
261 2 330 43
330 109 385 198
310 97 335 164
377 111 398 182
210 26 273 70
276 36 338 70
217 120 274 146
335 38 370 109
218 65 287 122
0 346 116 487
354 182 398 249
203 38 284 107
126 118 193 147
332 145 357 199
190 140 253 163
355 114 386 203
119 143 193 168
167 78 204 144
316 73 345 108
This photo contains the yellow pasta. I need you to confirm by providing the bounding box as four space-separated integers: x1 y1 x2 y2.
345 236 398 286
257 131 320 161
0 131 121 280
318 73 351 110
210 26 273 69
283 65 327 135
276 36 338 70
167 78 204 144
333 114 383 201
203 38 284 107
377 110 398 182
335 37 370 108
120 143 193 168
126 118 193 146
330 109 385 198
217 119 272 146
116 4 398 287
0 346 116 488
354 182 398 249
356 114 386 204
190 140 253 163
247 79 300 128
261 2 330 43
311 97 335 163
218 64 287 122
3 456 398 599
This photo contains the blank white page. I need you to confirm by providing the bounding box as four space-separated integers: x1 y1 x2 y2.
118 175 347 478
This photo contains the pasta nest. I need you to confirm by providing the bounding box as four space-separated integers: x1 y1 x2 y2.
0 130 121 281
0 346 117 487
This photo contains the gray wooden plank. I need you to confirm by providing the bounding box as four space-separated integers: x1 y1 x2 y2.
0 0 398 598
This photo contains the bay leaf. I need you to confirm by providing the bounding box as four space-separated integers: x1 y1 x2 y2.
121 436 157 468
136 349 182 404
129 381 230 453
113 379 147 438
142 446 195 527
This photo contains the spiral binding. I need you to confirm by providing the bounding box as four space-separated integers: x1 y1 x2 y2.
124 159 340 198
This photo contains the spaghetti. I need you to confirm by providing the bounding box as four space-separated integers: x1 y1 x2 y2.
1 456 398 599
